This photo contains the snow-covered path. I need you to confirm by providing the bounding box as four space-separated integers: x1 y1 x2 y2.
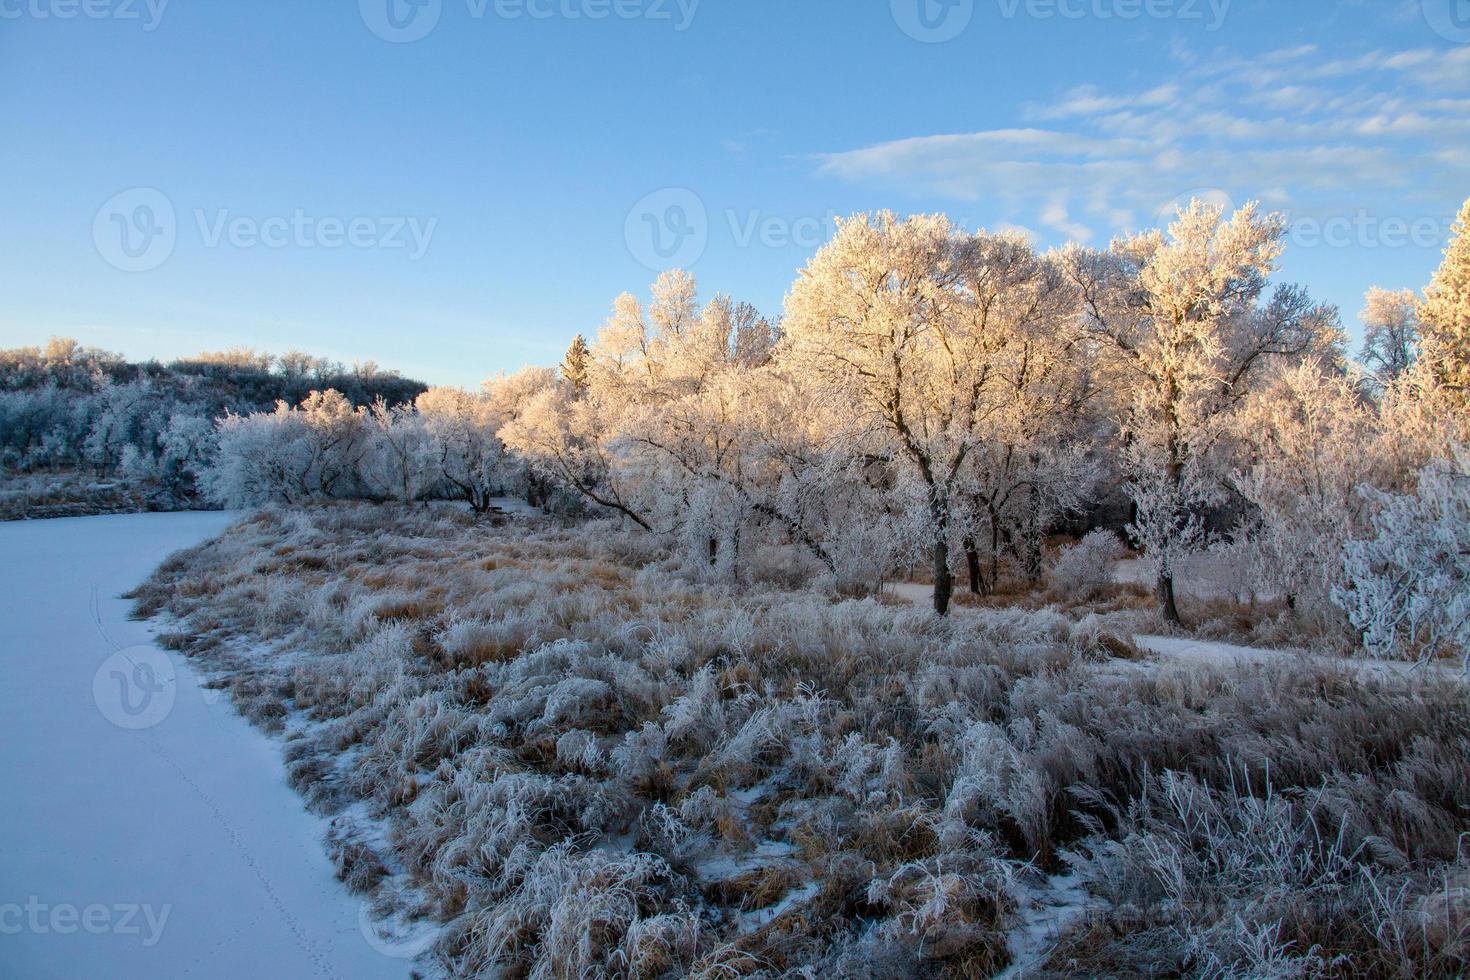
0 513 411 979
1132 633 1466 682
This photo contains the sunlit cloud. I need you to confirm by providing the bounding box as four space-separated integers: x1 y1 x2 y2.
814 43 1470 243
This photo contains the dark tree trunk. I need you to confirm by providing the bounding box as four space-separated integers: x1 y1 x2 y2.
963 538 983 595
1157 573 1182 625
989 515 1003 595
932 538 953 616
1022 485 1045 582
708 537 719 567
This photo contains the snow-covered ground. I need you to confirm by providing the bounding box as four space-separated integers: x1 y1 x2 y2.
1132 633 1465 682
883 581 934 607
0 513 411 980
882 578 1465 683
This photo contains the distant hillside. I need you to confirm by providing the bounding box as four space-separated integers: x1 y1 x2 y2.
0 338 428 518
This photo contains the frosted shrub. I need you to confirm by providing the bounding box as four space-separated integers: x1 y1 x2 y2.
448 844 698 979
434 615 517 667
742 543 824 592
636 803 712 870
1336 450 1470 663
554 729 605 773
825 513 903 597
866 852 1012 969
944 721 1050 855
659 664 727 750
1231 360 1378 622
1047 529 1124 600
1066 768 1470 977
610 722 670 786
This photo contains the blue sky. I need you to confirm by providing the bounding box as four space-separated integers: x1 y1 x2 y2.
2 0 1467 388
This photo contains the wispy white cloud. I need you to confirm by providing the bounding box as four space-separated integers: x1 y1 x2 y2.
814 43 1470 243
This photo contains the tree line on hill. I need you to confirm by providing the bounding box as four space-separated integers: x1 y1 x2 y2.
4 195 1468 660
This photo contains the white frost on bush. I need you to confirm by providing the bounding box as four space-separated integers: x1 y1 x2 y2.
1047 529 1125 599
1336 449 1470 663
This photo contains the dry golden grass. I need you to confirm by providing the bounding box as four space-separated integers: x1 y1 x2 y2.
133 503 1470 979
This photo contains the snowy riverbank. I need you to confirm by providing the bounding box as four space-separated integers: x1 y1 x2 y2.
0 512 413 979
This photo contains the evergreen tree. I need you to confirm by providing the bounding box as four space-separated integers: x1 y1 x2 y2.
561 334 590 397
1419 198 1470 403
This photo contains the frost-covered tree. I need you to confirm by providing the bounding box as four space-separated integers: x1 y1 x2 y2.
500 286 671 530
363 399 435 503
784 215 958 612
730 299 778 368
154 411 216 504
1418 197 1470 404
947 248 1097 593
297 389 373 498
506 273 843 577
785 214 1086 614
1232 359 1376 621
1364 368 1465 508
502 381 651 528
205 404 314 506
623 363 852 578
1359 287 1419 385
486 366 557 506
203 390 371 505
504 272 741 532
82 379 154 476
606 281 822 573
1067 201 1339 623
416 386 513 513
